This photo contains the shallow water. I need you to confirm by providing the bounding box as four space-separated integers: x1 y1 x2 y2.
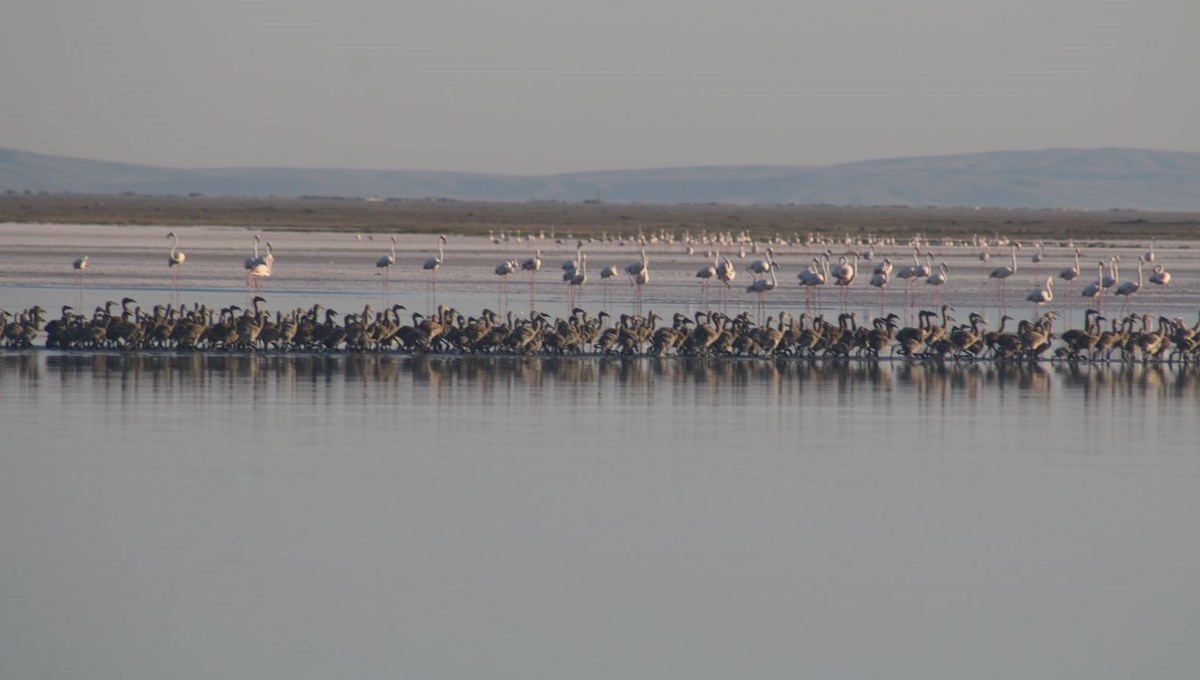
2 352 1198 679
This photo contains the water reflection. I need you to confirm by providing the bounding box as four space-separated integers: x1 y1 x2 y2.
3 352 1199 401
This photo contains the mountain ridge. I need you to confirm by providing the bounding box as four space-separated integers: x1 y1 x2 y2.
2 146 1199 211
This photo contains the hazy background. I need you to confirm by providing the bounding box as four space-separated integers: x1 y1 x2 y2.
2 0 1199 175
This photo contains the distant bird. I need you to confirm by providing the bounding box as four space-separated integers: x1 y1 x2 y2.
376 236 397 294
1114 256 1143 314
1145 238 1157 263
925 262 948 306
521 249 542 308
1149 263 1172 311
1031 240 1045 265
495 258 518 304
244 234 263 271
989 243 1019 307
72 255 88 287
166 232 185 291
1101 255 1119 290
423 234 447 303
626 236 649 310
746 265 777 322
1060 248 1081 283
246 241 273 293
696 249 718 305
521 249 542 275
1080 260 1106 312
567 253 587 309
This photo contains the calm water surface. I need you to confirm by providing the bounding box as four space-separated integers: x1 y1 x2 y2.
2 353 1199 679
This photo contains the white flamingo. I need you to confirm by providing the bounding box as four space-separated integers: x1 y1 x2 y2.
72 255 88 289
167 232 185 287
376 236 396 294
1026 275 1054 315
246 241 273 294
423 234 446 304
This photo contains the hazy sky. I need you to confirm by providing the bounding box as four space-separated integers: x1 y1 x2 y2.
3 0 1198 175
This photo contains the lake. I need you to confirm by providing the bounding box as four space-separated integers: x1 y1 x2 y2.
2 350 1198 679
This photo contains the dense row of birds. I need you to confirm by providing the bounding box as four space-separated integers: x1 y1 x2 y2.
4 298 1200 364
63 232 1173 315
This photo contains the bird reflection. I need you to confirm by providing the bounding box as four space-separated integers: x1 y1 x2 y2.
3 353 1200 402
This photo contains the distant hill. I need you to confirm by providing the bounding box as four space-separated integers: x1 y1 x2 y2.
3 147 1199 211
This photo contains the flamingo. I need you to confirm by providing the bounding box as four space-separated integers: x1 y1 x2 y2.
1146 238 1156 263
167 232 185 287
833 253 858 310
1149 263 1171 312
746 265 777 322
244 234 263 271
1080 260 1105 312
716 256 736 310
1114 256 1143 315
1031 240 1045 267
925 262 948 306
626 236 649 311
1026 275 1054 315
988 243 1019 307
521 249 542 309
246 241 273 294
696 249 718 306
868 265 889 316
747 248 774 279
72 255 88 289
376 236 396 294
568 253 587 310
1101 255 1119 291
977 242 991 276
424 234 446 305
797 256 826 310
495 258 518 307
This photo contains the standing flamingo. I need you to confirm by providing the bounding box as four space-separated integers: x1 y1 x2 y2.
1149 263 1171 312
521 249 542 309
833 253 858 311
246 241 273 294
567 253 587 310
868 264 889 316
746 265 777 322
1114 256 1143 315
1080 260 1105 313
696 249 718 307
925 262 948 307
716 256 736 311
988 243 1019 308
1145 238 1157 263
424 234 446 306
495 258 518 308
376 236 397 296
1026 276 1054 316
626 236 649 312
244 234 262 272
167 232 185 286
72 255 88 296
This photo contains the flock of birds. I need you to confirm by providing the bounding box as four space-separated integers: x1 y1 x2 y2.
61 230 1177 320
4 297 1200 365
11 230 1190 363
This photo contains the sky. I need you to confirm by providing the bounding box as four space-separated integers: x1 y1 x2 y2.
2 0 1198 175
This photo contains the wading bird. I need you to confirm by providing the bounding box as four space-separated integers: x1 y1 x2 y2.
376 236 397 294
